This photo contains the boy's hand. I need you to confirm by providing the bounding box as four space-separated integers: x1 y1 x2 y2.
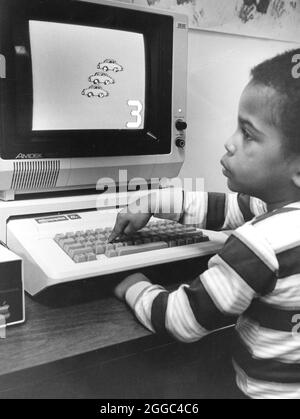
114 273 151 301
108 194 154 243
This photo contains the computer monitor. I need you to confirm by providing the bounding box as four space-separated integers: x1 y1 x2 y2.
0 0 188 200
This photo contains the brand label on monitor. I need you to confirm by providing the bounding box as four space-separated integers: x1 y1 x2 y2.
177 23 187 29
35 215 69 224
16 153 43 159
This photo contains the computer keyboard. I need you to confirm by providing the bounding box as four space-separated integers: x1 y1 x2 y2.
7 208 228 295
54 221 209 263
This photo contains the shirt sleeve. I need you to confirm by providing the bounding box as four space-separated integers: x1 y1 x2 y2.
153 188 267 230
125 222 279 343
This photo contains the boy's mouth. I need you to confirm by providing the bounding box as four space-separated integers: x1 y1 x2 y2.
220 160 232 177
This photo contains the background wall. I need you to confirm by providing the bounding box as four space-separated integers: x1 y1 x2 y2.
179 31 300 192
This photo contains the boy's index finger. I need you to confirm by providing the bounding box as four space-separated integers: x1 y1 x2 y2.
107 217 129 243
107 230 118 243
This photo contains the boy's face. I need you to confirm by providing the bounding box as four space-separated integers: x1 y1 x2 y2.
221 82 295 201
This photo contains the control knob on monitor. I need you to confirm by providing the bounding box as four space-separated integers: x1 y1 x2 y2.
176 137 186 149
175 119 187 131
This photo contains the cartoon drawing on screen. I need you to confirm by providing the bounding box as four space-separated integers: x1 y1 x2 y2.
81 85 109 98
97 59 124 72
82 59 123 99
88 72 115 85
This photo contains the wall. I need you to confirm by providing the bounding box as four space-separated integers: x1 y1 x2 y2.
179 30 300 192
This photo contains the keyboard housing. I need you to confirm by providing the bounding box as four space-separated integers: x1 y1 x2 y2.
7 208 229 296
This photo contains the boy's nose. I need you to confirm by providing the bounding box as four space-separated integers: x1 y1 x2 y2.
224 139 236 156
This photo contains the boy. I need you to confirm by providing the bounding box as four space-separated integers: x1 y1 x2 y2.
108 49 300 399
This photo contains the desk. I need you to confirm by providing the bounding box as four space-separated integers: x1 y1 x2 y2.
0 258 238 399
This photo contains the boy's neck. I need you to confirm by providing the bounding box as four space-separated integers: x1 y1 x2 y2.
259 185 300 213
266 197 300 212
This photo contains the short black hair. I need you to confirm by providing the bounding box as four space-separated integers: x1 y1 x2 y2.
250 48 300 155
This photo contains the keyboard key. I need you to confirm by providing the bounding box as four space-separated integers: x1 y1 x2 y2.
86 252 97 261
105 250 118 258
73 253 87 263
62 238 76 249
64 243 83 254
152 237 161 242
69 246 94 258
124 240 133 246
168 240 177 248
95 245 106 255
54 233 66 243
117 241 168 256
105 244 115 251
66 232 75 239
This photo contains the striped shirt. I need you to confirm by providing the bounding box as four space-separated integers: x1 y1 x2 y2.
125 190 300 399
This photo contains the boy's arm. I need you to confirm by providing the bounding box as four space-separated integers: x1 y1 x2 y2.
154 188 267 230
109 189 267 243
117 222 278 342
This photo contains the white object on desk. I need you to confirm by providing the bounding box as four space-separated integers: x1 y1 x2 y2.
0 244 24 326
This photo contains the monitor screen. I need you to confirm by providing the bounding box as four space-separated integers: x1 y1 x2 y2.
0 0 175 159
29 20 145 131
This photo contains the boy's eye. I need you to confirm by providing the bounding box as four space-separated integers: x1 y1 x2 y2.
241 127 253 142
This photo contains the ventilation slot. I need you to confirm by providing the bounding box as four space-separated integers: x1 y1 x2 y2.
11 160 60 191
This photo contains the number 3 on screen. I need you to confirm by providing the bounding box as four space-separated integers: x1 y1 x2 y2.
126 100 143 129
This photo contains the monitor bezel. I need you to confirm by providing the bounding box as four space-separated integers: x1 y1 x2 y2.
0 0 173 159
